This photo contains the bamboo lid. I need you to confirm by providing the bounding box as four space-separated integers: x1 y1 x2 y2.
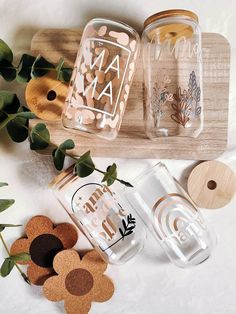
143 9 198 43
25 73 68 121
49 164 75 188
187 161 236 209
144 9 199 29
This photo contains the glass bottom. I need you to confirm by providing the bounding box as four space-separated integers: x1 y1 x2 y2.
63 119 117 141
145 125 203 139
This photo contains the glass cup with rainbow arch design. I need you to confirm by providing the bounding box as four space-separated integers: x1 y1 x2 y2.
124 162 215 267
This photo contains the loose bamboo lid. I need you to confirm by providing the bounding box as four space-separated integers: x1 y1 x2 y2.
144 9 199 29
187 161 236 209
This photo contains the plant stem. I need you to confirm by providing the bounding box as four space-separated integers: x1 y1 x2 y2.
4 112 132 187
0 232 30 284
0 232 10 255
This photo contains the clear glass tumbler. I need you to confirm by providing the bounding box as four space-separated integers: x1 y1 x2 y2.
142 10 203 139
50 165 146 264
62 18 140 140
124 163 215 267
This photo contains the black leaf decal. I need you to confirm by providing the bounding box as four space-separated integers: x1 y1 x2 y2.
119 214 136 240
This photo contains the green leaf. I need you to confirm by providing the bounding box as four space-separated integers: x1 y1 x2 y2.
11 253 31 263
30 123 50 150
0 39 13 62
0 258 15 277
16 54 36 83
0 59 16 81
0 96 4 110
59 139 75 150
52 149 65 171
53 139 75 170
0 91 20 114
31 55 54 78
16 111 36 119
0 114 14 130
0 182 8 187
0 199 15 212
5 107 34 142
75 151 95 178
0 224 21 232
58 67 72 82
6 116 28 142
102 163 117 186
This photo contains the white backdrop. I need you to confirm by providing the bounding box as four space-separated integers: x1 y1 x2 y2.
0 1 236 313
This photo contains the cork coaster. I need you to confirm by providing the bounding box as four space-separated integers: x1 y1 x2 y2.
43 249 114 314
187 161 236 209
10 215 78 285
25 73 68 121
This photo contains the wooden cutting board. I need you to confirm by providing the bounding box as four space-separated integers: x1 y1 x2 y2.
30 29 230 160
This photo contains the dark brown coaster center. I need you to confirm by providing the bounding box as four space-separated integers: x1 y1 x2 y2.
29 234 63 268
65 268 94 296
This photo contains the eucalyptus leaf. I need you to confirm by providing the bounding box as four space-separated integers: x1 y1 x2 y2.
0 114 15 130
75 151 95 178
59 139 75 150
0 39 13 62
6 116 28 142
10 253 31 263
58 67 72 82
16 54 36 83
102 163 117 186
0 199 15 212
0 96 4 110
31 55 54 78
0 59 16 81
52 149 65 171
53 139 75 170
0 182 8 187
0 224 21 232
0 91 20 114
30 123 50 150
16 111 36 119
0 258 15 277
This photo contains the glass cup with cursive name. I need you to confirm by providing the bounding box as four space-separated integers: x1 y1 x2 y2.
142 10 203 139
62 18 140 140
124 162 215 267
50 165 146 264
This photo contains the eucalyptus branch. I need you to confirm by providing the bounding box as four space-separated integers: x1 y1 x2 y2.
0 37 132 187
2 112 132 187
0 183 31 283
0 233 30 284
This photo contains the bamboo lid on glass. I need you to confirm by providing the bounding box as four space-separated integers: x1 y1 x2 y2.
144 9 199 28
143 9 199 43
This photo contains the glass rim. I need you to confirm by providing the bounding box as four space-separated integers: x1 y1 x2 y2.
87 17 140 38
129 162 168 187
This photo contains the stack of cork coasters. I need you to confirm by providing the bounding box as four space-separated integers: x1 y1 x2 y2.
10 215 114 314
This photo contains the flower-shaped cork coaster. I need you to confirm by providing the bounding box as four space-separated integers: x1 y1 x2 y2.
10 215 78 285
43 249 114 314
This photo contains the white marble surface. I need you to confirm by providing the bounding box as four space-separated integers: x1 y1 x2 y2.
0 0 236 313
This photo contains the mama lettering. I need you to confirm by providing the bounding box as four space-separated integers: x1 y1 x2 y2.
81 48 121 105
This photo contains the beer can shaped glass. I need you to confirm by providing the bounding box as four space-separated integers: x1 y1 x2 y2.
125 163 215 267
142 10 203 139
50 166 146 264
62 18 140 140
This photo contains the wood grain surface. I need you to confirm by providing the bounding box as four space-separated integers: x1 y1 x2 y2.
30 29 230 159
